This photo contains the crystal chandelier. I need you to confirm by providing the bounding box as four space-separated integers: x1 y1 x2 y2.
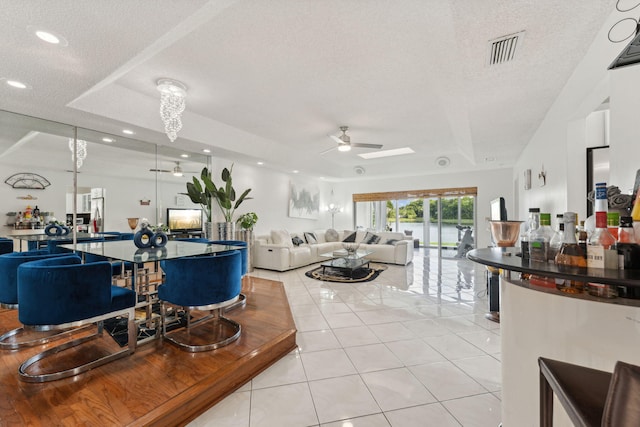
68 138 87 168
157 79 187 142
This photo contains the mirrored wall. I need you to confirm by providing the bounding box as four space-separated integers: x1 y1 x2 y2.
0 109 209 236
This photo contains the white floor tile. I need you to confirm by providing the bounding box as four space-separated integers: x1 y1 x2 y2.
368 322 417 342
385 402 462 427
333 325 381 347
409 361 487 401
344 343 404 373
325 311 365 329
457 330 502 354
385 339 446 366
301 348 358 380
442 393 502 427
309 375 381 424
296 329 341 353
361 367 436 411
422 334 486 360
187 391 250 427
250 382 319 427
251 352 307 390
294 314 331 332
320 413 390 427
453 356 502 392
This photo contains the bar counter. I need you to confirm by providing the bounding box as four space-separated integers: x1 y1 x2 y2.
467 248 640 426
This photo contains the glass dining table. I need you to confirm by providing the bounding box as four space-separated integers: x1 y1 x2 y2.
59 239 244 344
11 232 117 251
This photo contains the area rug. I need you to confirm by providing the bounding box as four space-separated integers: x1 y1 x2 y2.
305 263 387 283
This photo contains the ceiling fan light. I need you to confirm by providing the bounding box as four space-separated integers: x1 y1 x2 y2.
338 144 351 152
172 165 183 177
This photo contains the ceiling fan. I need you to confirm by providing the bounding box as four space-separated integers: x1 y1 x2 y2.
149 161 195 177
321 126 383 154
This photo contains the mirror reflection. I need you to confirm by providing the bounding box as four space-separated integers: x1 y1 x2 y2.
0 110 209 238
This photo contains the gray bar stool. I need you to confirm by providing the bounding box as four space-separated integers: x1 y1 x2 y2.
538 357 640 426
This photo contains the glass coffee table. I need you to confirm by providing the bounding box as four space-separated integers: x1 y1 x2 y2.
319 249 373 279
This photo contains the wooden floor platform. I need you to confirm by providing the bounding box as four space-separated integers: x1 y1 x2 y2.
0 276 297 426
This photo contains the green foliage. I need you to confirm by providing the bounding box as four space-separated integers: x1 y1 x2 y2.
236 212 258 230
185 164 252 222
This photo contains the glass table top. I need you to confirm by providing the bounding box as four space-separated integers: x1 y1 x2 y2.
11 232 116 242
319 249 373 259
60 240 244 263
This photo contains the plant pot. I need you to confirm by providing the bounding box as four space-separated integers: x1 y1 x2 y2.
203 222 215 240
217 222 235 240
237 229 254 272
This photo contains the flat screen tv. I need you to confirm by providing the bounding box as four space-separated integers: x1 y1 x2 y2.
166 208 203 233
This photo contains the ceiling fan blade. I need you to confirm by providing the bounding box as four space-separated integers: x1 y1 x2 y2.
320 146 337 155
329 134 343 145
351 143 383 149
149 168 171 173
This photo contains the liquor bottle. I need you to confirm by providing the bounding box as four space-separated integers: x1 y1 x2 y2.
555 212 587 293
587 182 617 298
576 220 588 256
530 213 553 262
521 208 540 261
607 212 619 240
632 189 640 238
617 215 637 270
549 214 564 261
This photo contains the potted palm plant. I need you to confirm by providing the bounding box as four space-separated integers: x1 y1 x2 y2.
185 164 252 240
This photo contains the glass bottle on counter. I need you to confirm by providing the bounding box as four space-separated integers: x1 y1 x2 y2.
521 208 540 261
617 215 637 271
607 212 619 241
549 214 564 261
576 219 588 256
555 212 587 293
530 213 553 262
586 182 617 298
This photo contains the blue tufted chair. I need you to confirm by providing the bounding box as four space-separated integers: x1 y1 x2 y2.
0 250 84 349
209 240 248 311
46 236 105 254
0 238 13 255
158 250 242 352
16 255 137 382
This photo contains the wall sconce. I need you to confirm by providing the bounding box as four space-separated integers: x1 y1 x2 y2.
524 169 532 190
538 165 546 187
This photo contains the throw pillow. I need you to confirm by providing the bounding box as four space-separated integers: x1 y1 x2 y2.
325 228 339 242
363 232 381 244
292 236 304 246
271 230 293 248
304 232 317 244
386 239 399 245
343 231 357 243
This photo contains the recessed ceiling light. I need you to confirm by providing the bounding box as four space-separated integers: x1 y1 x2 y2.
292 170 299 174
358 147 415 160
122 129 134 135
5 79 29 89
102 137 114 143
257 161 264 165
202 149 211 153
28 26 68 46
180 154 189 158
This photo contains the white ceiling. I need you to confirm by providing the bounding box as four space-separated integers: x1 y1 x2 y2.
0 0 617 180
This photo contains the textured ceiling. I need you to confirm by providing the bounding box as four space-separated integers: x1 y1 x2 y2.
0 0 618 180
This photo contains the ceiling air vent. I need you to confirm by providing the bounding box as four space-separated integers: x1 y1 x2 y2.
488 31 524 65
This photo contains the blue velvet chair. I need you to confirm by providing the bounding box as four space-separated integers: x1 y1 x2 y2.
158 251 242 352
209 240 248 311
46 236 105 254
17 255 137 382
0 238 13 255
0 250 78 350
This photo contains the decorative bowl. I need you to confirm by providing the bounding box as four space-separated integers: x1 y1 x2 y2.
342 242 360 255
489 220 524 247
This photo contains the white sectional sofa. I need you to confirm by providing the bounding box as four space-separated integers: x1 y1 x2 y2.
253 229 414 272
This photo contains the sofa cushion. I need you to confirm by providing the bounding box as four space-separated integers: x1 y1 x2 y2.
343 232 356 242
292 236 304 246
325 229 339 242
271 230 293 248
304 232 318 244
363 232 381 244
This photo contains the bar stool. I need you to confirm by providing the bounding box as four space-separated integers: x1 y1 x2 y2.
538 357 640 426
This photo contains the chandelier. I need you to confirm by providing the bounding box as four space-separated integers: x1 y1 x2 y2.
68 138 87 168
157 79 187 142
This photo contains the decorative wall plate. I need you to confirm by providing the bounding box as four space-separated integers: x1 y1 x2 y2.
5 173 51 189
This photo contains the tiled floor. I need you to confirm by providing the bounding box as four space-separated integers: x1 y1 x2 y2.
189 249 502 427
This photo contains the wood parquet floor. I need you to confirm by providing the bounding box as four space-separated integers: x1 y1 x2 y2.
0 276 297 427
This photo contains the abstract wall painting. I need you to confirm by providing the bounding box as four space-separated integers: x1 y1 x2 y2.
289 179 319 219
